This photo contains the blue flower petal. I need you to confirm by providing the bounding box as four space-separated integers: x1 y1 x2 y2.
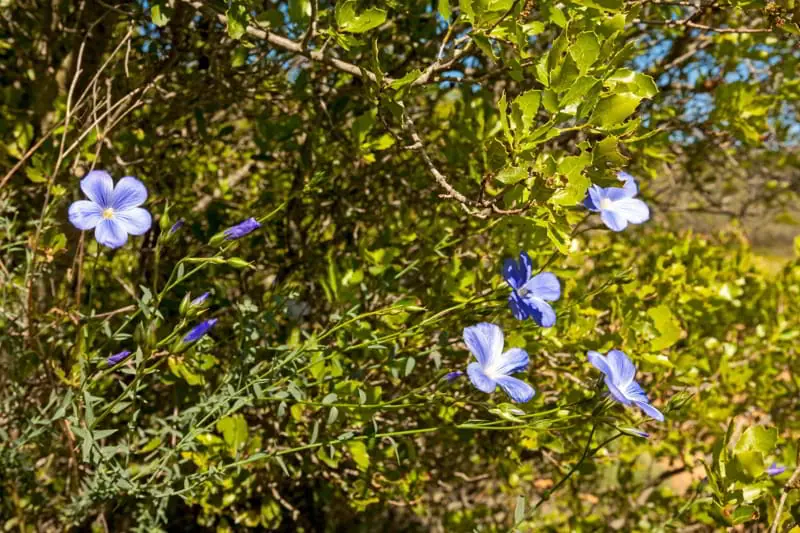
583 194 598 211
184 318 218 343
80 170 114 208
607 349 636 385
223 218 261 240
526 297 556 327
523 272 560 301
114 207 152 235
495 375 535 403
467 361 496 393
600 208 628 231
621 380 649 403
519 252 533 282
68 200 104 230
95 219 128 249
503 258 522 289
508 293 529 320
107 350 132 366
463 323 504 367
586 185 605 212
618 171 638 197
587 351 612 377
489 347 529 376
605 378 632 406
610 198 649 224
111 176 148 211
634 400 664 422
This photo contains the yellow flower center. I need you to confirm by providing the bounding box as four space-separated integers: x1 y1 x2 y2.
102 208 115 220
599 198 614 211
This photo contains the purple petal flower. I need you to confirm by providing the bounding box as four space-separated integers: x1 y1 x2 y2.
169 219 185 234
191 292 210 306
183 318 218 343
583 171 649 232
68 171 152 248
502 252 560 327
767 463 786 476
445 371 464 382
107 350 132 366
223 218 261 240
462 323 534 403
588 349 664 422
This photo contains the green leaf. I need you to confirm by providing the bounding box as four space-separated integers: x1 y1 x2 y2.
569 0 624 11
216 414 249 450
226 3 248 40
569 32 600 74
150 0 171 27
560 76 599 110
321 393 338 405
438 0 453 21
498 91 512 145
496 166 528 184
347 440 370 470
551 152 591 206
735 426 777 456
608 69 658 99
647 304 682 351
511 89 541 133
336 1 387 33
514 496 526 524
289 0 311 23
589 92 642 128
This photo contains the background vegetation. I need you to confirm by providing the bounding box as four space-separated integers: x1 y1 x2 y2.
1 0 799 530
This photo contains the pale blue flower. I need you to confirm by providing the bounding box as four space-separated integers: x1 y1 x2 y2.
588 349 664 421
503 252 560 327
583 171 649 232
445 371 464 382
463 323 534 403
68 170 152 248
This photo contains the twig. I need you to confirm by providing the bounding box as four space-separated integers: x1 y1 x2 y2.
635 18 772 33
300 0 318 51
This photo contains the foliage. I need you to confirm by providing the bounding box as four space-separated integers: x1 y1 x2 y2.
1 0 799 530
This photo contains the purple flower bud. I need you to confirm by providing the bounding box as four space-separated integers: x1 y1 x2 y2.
445 371 464 382
223 218 261 240
169 219 185 234
767 463 786 476
191 292 210 306
107 350 132 367
183 318 218 343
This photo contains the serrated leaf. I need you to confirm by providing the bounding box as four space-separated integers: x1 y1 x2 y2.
347 440 370 470
735 426 777 455
647 304 682 351
496 166 527 184
438 0 452 21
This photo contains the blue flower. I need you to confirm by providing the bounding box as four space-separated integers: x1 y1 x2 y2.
68 170 152 249
503 252 560 327
767 463 786 476
463 322 534 403
583 171 649 232
169 219 184 234
183 318 217 343
191 292 210 306
588 349 664 421
223 218 261 240
444 370 464 382
107 350 131 367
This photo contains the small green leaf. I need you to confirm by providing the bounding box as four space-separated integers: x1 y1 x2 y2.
438 0 452 21
336 1 387 33
496 166 528 185
589 92 642 128
647 304 682 351
347 440 370 470
569 32 600 74
321 393 338 405
151 0 171 27
227 3 248 40
216 414 249 450
569 0 623 11
514 495 526 524
735 426 777 455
